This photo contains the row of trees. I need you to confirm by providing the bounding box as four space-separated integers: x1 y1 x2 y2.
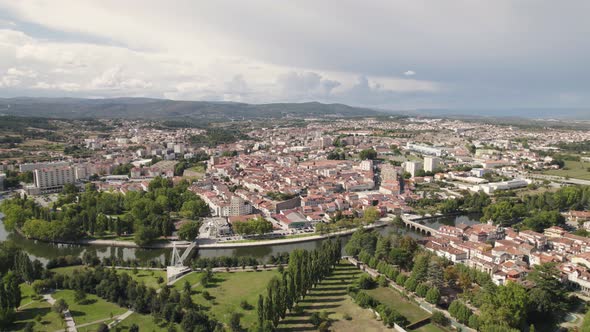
256 240 341 330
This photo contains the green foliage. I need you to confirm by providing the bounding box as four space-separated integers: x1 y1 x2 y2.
359 148 377 160
431 310 450 326
265 191 296 201
232 217 273 236
177 221 201 241
189 128 248 147
425 287 440 304
344 229 378 256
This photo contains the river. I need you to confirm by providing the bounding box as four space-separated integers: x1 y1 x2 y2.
0 213 482 265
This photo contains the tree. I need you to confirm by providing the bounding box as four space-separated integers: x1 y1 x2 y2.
74 289 86 304
526 263 568 319
97 323 110 332
431 310 450 326
177 221 201 241
230 312 241 332
359 148 377 160
129 323 139 332
52 298 69 313
425 287 440 304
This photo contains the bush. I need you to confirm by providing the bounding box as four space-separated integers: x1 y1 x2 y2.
468 314 480 330
357 274 377 290
416 283 429 297
343 313 352 320
378 275 389 287
431 310 450 326
310 312 322 327
240 299 253 310
425 287 440 304
404 277 418 292
202 290 212 300
395 274 407 286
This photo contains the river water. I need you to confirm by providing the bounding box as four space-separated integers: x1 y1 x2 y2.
0 213 481 264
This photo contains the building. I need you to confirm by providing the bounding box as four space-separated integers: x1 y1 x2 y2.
19 161 70 172
406 143 444 156
424 156 441 172
32 166 76 193
405 161 423 178
228 196 253 216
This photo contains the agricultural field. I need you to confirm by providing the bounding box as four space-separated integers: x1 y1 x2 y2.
542 160 590 180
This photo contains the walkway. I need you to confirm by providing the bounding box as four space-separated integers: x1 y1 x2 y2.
43 293 77 332
108 310 134 329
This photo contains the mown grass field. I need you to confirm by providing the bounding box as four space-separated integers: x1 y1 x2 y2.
11 298 64 332
364 286 430 324
278 262 386 332
542 160 590 180
53 289 127 326
113 269 167 290
178 269 279 329
414 323 451 332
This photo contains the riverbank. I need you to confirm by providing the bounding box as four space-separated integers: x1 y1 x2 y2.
11 218 395 249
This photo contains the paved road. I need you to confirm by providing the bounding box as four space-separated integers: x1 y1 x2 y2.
43 293 77 332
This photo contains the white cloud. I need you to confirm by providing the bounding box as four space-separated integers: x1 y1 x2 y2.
404 70 416 76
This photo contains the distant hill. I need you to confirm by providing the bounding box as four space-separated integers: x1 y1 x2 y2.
0 98 382 120
409 108 590 120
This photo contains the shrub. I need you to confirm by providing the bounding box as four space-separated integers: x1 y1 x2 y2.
395 274 407 286
431 310 450 326
357 274 377 290
240 299 253 310
416 283 429 297
404 277 418 292
425 287 440 304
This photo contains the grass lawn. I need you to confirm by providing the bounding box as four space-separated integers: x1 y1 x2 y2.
50 265 91 275
173 271 204 290
11 298 64 331
53 289 127 326
181 270 279 329
278 262 386 332
542 160 590 180
414 323 451 332
19 283 36 307
77 312 180 332
114 269 167 290
364 286 430 324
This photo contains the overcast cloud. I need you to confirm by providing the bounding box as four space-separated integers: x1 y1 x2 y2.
0 0 588 110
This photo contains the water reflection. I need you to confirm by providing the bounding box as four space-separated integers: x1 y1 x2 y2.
0 214 481 264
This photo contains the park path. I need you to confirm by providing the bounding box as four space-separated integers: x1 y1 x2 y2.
43 293 77 332
108 310 134 328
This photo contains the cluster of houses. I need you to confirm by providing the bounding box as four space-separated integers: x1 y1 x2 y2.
424 219 590 294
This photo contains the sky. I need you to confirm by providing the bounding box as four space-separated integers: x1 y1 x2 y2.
0 0 589 111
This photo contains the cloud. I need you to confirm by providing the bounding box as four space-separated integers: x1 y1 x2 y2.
89 67 152 90
1 1 589 108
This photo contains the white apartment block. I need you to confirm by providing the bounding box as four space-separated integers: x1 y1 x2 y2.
405 161 423 177
424 156 441 172
33 166 76 192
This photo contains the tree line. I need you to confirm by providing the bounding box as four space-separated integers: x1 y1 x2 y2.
255 240 341 331
347 228 575 331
